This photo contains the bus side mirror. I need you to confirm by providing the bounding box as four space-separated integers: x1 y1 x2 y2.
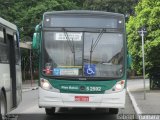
32 33 39 49
127 54 132 69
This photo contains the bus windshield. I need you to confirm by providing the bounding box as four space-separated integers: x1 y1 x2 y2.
43 28 124 78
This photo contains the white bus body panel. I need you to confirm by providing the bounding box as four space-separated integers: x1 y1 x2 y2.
16 65 22 107
39 87 126 108
0 64 12 112
0 64 22 112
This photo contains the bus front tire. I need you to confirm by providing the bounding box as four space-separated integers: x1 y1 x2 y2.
0 91 7 120
109 108 119 114
45 107 55 115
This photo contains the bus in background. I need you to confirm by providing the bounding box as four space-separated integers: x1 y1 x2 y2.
33 10 128 115
0 17 22 120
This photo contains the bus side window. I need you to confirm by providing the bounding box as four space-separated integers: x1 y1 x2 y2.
3 28 6 43
0 26 4 43
14 33 18 47
14 33 20 65
0 26 3 62
0 26 8 63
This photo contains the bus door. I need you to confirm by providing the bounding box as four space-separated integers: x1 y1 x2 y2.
7 34 17 108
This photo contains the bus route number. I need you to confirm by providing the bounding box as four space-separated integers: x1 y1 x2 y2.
86 86 101 92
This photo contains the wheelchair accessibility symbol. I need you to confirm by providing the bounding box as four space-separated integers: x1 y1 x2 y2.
84 64 96 76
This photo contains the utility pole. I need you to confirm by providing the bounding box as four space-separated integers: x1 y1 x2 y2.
30 48 33 87
138 27 147 100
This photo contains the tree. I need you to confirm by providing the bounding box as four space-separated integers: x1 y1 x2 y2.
0 0 79 80
127 0 160 76
82 0 138 15
0 0 79 38
0 0 139 79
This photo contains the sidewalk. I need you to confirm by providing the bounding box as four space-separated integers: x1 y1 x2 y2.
22 80 38 92
127 79 160 119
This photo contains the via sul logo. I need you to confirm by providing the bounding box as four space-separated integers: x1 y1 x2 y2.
84 64 96 76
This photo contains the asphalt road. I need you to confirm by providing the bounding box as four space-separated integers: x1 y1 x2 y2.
9 90 136 120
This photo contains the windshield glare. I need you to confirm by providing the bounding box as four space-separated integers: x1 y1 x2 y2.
43 30 124 78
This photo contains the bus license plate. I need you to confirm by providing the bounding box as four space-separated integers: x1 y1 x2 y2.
75 96 89 102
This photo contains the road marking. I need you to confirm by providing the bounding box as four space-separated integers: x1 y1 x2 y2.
127 88 142 115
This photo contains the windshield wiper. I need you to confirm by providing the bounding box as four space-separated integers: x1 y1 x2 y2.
90 29 104 64
62 28 75 65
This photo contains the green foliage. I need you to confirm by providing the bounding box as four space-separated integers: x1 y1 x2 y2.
127 0 160 76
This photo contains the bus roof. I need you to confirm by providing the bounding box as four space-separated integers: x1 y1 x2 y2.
0 17 17 30
43 10 124 18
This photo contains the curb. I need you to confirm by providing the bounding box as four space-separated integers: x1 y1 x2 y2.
127 88 142 120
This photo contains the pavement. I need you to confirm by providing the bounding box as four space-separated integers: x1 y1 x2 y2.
22 80 38 92
127 79 160 120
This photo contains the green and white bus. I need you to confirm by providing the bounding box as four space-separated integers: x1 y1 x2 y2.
0 17 22 119
33 10 129 115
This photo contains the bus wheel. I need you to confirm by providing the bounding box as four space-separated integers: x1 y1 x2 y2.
45 107 55 115
109 108 119 114
0 92 7 120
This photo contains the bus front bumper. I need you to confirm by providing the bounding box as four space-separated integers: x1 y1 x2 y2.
39 87 126 109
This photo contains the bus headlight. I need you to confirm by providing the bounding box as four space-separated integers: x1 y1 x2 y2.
40 78 52 90
105 80 125 93
113 80 125 92
40 78 60 92
115 83 122 90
